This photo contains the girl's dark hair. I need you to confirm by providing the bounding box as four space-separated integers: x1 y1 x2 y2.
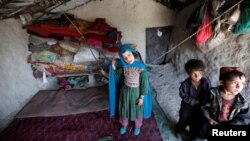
185 59 205 74
132 52 138 59
220 70 245 81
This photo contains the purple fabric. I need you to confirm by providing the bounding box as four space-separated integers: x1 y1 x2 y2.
119 117 129 127
120 117 143 128
0 110 162 141
135 117 143 128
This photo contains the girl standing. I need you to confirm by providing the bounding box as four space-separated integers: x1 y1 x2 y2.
108 44 152 136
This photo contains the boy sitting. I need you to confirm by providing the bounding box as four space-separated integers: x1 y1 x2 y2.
175 59 211 139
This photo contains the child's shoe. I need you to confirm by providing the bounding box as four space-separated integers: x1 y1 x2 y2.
134 128 140 136
120 127 127 135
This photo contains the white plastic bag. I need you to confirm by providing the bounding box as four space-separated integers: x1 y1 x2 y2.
73 46 99 64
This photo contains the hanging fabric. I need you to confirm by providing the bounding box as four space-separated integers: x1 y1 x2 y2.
233 0 250 34
186 1 207 29
194 7 213 46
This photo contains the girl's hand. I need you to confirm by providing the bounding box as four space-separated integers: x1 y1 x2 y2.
208 118 218 125
136 98 143 106
112 58 116 70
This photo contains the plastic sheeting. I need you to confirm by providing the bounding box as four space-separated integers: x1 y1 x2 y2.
73 46 99 64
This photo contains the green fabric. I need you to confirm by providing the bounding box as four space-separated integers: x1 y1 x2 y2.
233 0 250 34
117 68 148 120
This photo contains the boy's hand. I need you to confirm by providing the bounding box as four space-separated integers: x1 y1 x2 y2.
206 103 211 107
136 98 143 106
208 118 218 125
195 100 200 105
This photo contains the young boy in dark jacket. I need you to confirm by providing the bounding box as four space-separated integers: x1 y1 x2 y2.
200 67 249 139
175 59 211 139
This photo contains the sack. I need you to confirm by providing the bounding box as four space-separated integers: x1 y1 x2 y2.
220 4 241 31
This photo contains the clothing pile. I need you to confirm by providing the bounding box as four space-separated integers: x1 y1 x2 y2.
186 0 248 53
23 14 121 81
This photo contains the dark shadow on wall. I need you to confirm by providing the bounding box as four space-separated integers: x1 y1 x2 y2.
146 26 173 65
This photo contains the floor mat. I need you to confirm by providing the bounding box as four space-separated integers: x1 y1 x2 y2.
16 85 108 118
0 110 162 141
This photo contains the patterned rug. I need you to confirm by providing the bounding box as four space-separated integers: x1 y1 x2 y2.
0 110 162 141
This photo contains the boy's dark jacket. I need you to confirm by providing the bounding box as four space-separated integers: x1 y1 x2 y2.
179 77 211 106
202 86 250 125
